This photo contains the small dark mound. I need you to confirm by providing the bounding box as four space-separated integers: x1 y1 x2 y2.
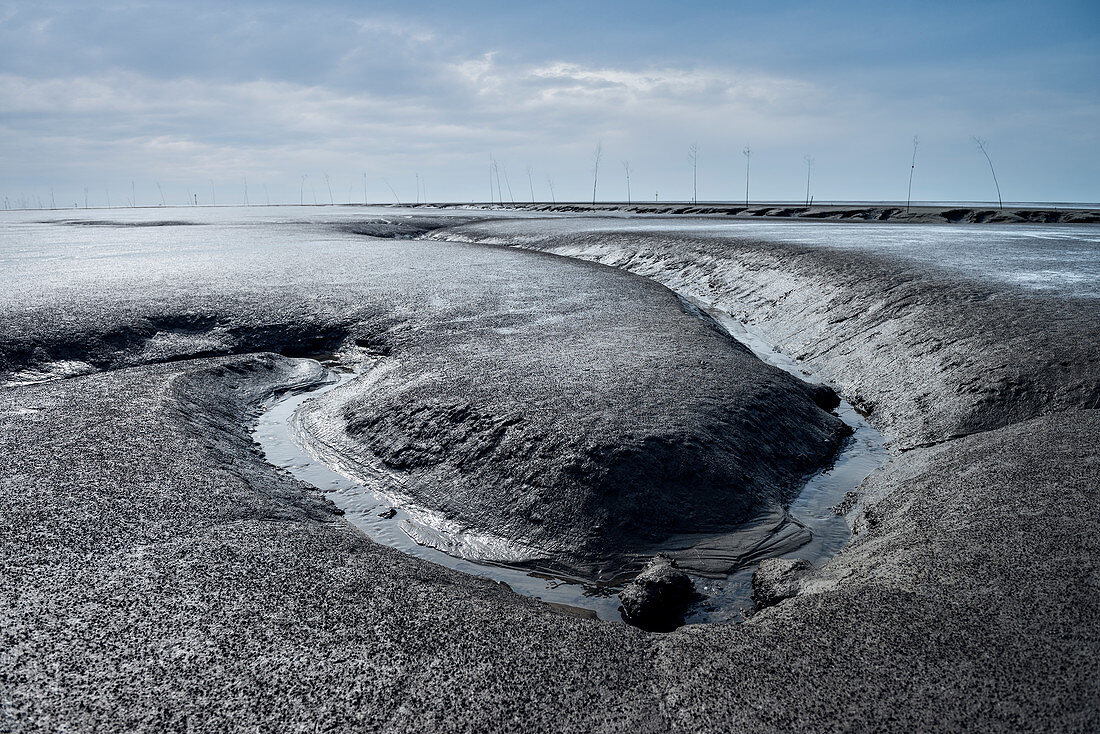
808 383 842 412
49 219 198 227
939 209 970 223
335 216 479 240
751 558 812 609
619 556 698 632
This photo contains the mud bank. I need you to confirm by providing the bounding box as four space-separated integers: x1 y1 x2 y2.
3 208 1098 731
423 201 1100 225
293 315 845 578
431 220 1100 449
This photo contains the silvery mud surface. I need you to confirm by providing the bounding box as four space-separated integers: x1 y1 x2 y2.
430 211 1100 298
3 205 1099 732
1 203 851 607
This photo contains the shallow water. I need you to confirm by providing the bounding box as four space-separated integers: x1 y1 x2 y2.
5 205 1095 297
682 302 887 624
254 362 622 620
253 300 889 625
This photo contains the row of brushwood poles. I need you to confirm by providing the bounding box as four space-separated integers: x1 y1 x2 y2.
565 137 1002 212
4 138 1005 211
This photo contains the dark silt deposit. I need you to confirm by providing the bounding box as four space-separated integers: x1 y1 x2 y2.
3 205 1099 731
291 284 847 579
435 200 1100 225
618 556 698 631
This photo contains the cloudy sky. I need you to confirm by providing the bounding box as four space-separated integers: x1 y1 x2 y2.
1 0 1097 207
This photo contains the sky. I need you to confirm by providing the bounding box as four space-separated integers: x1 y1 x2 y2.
1 0 1098 207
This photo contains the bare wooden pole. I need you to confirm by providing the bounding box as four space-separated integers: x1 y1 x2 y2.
906 136 919 213
688 144 698 203
592 142 603 205
973 137 1003 209
743 145 751 206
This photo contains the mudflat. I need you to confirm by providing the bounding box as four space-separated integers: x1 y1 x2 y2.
2 207 1097 731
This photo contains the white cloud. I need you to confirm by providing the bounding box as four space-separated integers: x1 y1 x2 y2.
0 3 1095 204
351 17 436 44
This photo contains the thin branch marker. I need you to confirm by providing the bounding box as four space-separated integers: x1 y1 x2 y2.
492 158 504 205
592 142 603 205
501 163 515 205
973 137 1003 209
688 143 698 204
383 178 401 205
906 136 918 213
804 156 814 206
743 146 751 207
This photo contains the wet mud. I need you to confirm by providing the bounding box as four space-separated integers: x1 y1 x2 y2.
2 206 1098 731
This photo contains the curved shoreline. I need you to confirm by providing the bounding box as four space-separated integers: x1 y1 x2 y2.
428 220 1100 448
3 208 1098 731
252 300 889 623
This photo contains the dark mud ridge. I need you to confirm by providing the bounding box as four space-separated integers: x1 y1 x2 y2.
254 302 884 624
290 310 848 582
421 201 1100 224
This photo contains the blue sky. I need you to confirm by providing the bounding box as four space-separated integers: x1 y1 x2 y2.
1 0 1097 206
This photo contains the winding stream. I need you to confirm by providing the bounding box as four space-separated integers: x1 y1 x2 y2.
253 296 889 625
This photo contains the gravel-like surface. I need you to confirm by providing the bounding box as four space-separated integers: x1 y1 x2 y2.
2 208 1097 731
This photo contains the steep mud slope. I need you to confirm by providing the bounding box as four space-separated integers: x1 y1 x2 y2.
431 220 1100 449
